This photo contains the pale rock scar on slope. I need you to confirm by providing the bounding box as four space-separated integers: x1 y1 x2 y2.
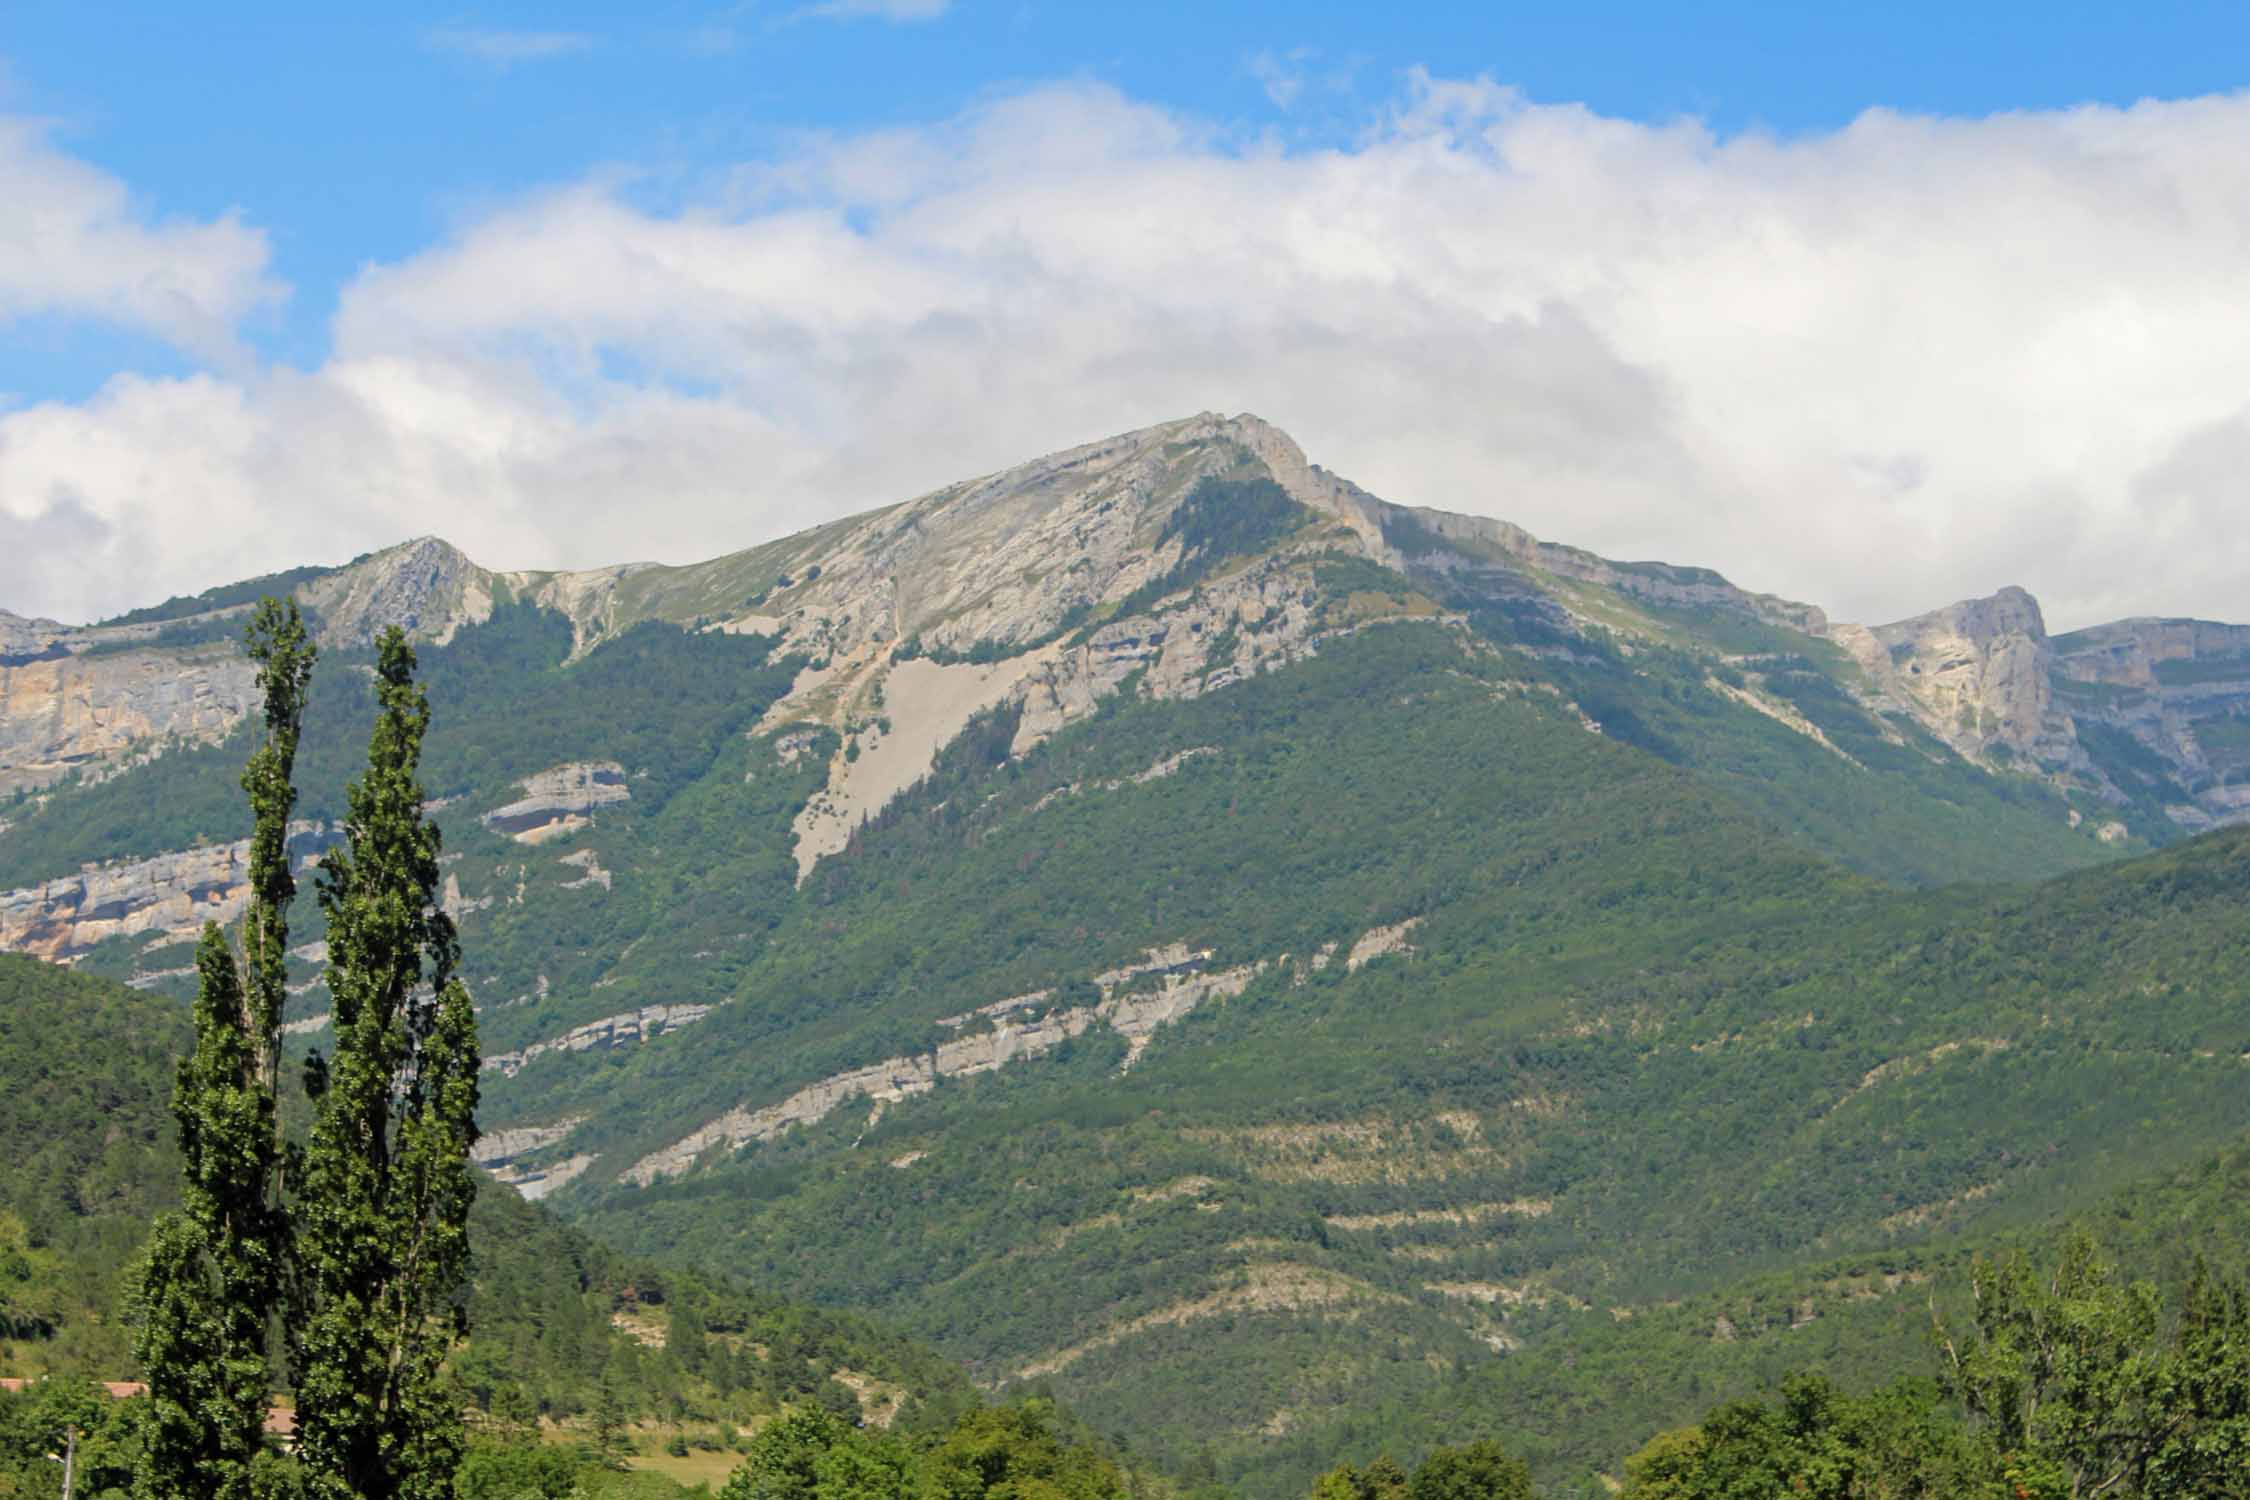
1322 1199 1554 1231
1702 674 1865 767
1012 1263 1395 1381
1345 917 1420 973
481 761 630 845
481 1003 714 1078
622 951 1262 1185
785 650 1060 882
472 1117 600 1200
1825 1037 2013 1117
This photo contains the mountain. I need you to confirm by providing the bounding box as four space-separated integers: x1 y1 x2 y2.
2 414 2248 1494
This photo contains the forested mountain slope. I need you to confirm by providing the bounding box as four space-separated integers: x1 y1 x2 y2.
0 954 975 1437
1 416 2247 1496
555 628 2250 1493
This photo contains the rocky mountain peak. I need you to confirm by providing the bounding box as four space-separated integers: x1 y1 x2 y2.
1875 585 2049 653
299 536 499 649
672 411 1337 667
1829 585 2078 772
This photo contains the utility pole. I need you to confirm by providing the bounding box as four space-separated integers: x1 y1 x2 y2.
45 1424 77 1500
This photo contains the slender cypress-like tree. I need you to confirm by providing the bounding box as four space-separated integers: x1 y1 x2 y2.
238 598 317 1100
134 600 315 1500
291 626 481 1500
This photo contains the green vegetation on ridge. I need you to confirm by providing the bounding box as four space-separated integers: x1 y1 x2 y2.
544 619 2250 1498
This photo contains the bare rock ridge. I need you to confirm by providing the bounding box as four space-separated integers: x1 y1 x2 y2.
297 535 501 648
1381 505 1830 636
1 410 2246 864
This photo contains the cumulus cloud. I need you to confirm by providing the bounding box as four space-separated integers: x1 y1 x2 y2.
422 26 595 63
0 117 281 364
5 76 2250 630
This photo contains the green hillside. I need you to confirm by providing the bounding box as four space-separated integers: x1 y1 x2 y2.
528 619 2250 1497
0 953 975 1440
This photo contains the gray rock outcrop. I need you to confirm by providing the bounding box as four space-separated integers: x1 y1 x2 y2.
625 946 1262 1184
0 641 261 795
483 1003 712 1078
0 823 331 960
1842 587 2083 769
482 761 629 842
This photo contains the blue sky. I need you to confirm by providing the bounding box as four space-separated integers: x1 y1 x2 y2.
2 3 2248 627
8 1 2244 390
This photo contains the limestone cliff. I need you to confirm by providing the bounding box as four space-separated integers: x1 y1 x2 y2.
0 639 260 795
2051 617 2250 828
483 1003 711 1078
0 823 331 961
0 538 514 793
623 946 1266 1186
1837 587 2084 769
1818 588 2250 829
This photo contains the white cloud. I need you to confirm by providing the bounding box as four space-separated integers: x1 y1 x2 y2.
6 77 2250 631
0 117 281 364
422 26 595 64
799 0 951 21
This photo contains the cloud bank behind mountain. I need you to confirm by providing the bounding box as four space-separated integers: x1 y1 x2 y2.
3 75 2247 629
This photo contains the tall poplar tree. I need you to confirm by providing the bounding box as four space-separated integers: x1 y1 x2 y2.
135 600 315 1500
291 626 481 1500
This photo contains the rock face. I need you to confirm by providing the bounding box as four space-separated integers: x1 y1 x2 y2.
1819 590 2250 828
299 536 504 649
0 824 331 961
1840 587 2082 768
2050 617 2250 828
625 945 1263 1185
470 1118 597 1201
0 641 260 795
2051 617 2250 692
483 1003 713 1078
482 762 630 843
